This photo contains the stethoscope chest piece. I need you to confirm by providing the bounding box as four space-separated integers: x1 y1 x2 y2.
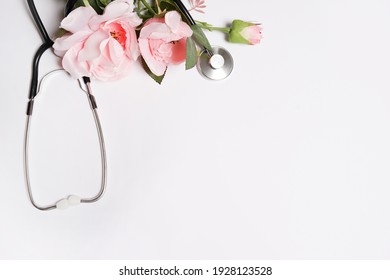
197 46 234 81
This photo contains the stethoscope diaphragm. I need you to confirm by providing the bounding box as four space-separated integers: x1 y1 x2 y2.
197 46 234 81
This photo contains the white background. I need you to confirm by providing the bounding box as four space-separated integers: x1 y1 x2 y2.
1 0 390 259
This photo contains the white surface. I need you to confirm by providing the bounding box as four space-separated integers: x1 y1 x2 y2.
1 0 390 259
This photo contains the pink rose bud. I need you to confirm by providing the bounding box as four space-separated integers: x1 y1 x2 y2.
53 0 142 81
139 11 193 76
228 20 262 45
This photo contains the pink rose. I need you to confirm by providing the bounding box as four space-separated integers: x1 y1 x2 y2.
139 11 193 76
53 0 142 81
241 25 262 45
228 20 262 45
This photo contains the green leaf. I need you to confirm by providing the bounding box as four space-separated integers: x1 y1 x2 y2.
96 0 106 10
159 0 175 6
74 0 104 14
159 0 176 12
191 25 212 51
73 0 85 10
56 28 67 38
99 0 111 5
185 37 198 70
159 0 175 4
141 58 166 84
89 0 104 14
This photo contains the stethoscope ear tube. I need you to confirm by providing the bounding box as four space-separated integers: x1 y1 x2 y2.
29 42 53 101
27 0 77 100
172 0 196 25
27 0 52 44
27 0 54 101
65 0 78 17
24 79 107 211
25 0 107 211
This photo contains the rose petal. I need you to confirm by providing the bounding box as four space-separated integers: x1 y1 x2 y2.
139 38 167 76
139 22 171 40
169 37 187 64
177 22 193 37
240 25 262 45
53 30 92 54
165 11 181 33
107 38 124 65
61 7 96 33
90 0 135 29
62 42 89 79
122 23 140 61
103 0 134 19
78 29 109 61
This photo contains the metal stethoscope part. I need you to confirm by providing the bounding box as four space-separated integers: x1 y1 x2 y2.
25 0 107 211
197 46 234 80
173 0 234 81
24 75 107 211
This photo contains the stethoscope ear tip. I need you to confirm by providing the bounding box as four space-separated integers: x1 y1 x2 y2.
197 46 234 81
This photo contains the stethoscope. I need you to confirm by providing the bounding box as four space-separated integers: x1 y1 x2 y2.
25 0 107 211
24 0 234 211
172 0 234 80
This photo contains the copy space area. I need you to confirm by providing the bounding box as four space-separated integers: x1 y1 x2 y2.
1 0 390 259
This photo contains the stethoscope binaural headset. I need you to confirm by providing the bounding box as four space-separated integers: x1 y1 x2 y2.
24 0 233 211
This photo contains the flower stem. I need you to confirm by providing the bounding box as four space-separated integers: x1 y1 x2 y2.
155 0 162 14
195 21 231 33
83 0 90 7
140 0 156 15
207 26 231 33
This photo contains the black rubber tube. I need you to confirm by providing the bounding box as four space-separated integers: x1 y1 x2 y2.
28 41 53 100
26 0 89 102
65 0 78 16
26 0 52 44
172 0 196 26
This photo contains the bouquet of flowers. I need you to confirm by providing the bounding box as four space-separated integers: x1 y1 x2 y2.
53 0 262 83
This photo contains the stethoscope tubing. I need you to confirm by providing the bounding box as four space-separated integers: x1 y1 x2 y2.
23 79 107 211
172 0 213 58
25 0 107 211
27 0 52 44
